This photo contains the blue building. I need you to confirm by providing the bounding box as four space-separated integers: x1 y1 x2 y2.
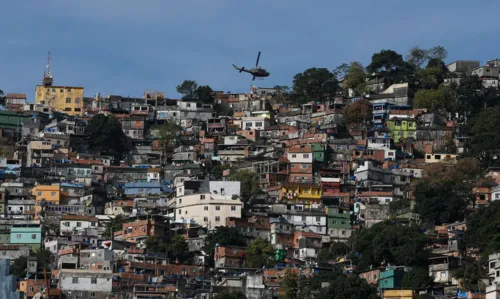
0 259 22 299
9 226 42 250
123 182 166 196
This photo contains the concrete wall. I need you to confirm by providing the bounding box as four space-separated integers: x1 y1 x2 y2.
0 259 22 299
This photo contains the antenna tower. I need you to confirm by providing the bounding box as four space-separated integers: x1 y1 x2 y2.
42 51 54 86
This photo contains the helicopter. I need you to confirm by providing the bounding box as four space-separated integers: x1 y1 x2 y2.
233 51 270 81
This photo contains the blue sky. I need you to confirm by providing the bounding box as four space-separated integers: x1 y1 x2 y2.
2 0 500 100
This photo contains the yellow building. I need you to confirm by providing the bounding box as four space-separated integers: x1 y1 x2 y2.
32 185 61 217
35 85 84 116
383 289 417 299
281 183 322 208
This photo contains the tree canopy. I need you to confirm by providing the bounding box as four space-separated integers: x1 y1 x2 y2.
84 114 128 158
342 99 372 126
464 201 500 263
203 226 246 259
245 238 275 268
353 221 428 270
227 169 264 204
293 68 338 103
414 85 456 111
176 80 215 103
466 107 500 166
406 46 448 69
176 80 199 101
414 158 481 224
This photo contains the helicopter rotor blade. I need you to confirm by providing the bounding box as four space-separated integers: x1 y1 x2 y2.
252 75 256 81
256 51 261 67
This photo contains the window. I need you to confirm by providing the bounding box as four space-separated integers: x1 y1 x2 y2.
203 217 208 222
215 216 220 222
204 206 209 211
426 155 431 159
200 195 205 200
316 216 321 222
490 262 496 269
72 277 78 283
480 194 486 200
434 154 441 160
29 286 34 292
64 107 72 111
66 98 72 103
76 222 81 227
74 108 81 112
90 222 96 227
179 198 182 204
215 206 220 211
302 216 306 221
91 278 97 284
303 154 309 158
231 206 236 211
51 192 56 196
292 154 297 158
90 291 96 298
37 191 42 196
185 211 188 215
16 234 21 239
301 164 308 169
255 121 263 127
31 234 37 239
178 209 182 214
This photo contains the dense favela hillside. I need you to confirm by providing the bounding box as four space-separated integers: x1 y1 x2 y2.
2 46 500 299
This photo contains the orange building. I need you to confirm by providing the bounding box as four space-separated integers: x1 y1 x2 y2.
32 185 61 218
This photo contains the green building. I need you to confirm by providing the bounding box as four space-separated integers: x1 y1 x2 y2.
9 226 41 250
326 207 352 242
378 267 406 289
0 111 29 139
313 143 327 163
386 118 416 143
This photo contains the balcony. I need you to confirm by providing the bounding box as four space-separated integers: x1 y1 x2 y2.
218 150 245 156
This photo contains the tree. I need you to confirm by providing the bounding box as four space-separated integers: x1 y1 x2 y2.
344 62 366 92
467 107 500 166
271 85 291 104
416 65 448 90
414 158 481 224
104 215 128 239
317 242 349 265
367 50 404 73
10 255 27 277
292 68 338 103
407 46 429 69
214 292 247 299
85 114 128 158
0 89 6 107
245 238 275 268
342 99 372 126
214 102 234 117
354 222 428 271
402 267 434 289
228 169 264 204
197 85 214 103
406 46 447 69
168 235 191 263
176 80 198 101
414 85 456 112
454 264 480 290
157 120 182 164
464 201 500 263
279 270 299 299
203 227 246 259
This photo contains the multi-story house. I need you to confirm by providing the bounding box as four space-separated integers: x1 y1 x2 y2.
287 147 313 183
283 210 327 235
293 231 322 261
281 183 322 209
386 118 416 143
269 217 293 248
326 206 352 243
5 93 27 112
113 215 169 245
58 269 112 299
32 184 61 217
174 181 242 229
60 215 99 235
35 75 84 116
9 226 41 250
119 116 146 140
26 140 53 167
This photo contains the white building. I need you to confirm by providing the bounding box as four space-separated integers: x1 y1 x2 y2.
241 117 270 131
60 215 98 234
175 181 243 229
282 212 327 235
59 269 112 299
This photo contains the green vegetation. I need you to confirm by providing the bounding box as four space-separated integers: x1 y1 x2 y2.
293 68 338 103
84 114 128 158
